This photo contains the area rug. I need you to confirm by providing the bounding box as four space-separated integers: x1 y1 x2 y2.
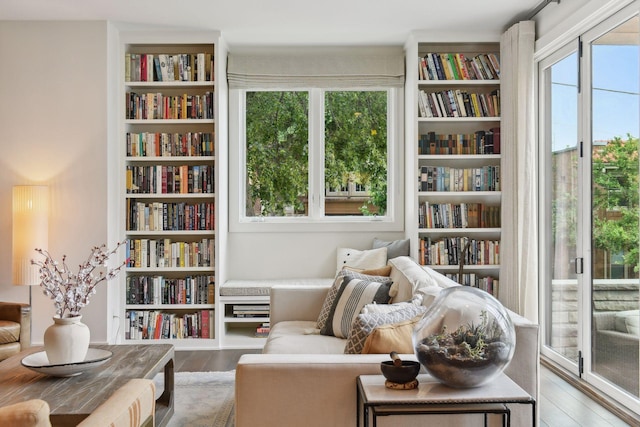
156 370 235 427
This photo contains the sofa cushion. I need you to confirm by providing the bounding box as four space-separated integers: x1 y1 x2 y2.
344 303 426 354
335 247 387 275
361 315 422 354
317 270 393 331
321 275 392 338
615 310 640 335
263 321 347 354
372 238 410 260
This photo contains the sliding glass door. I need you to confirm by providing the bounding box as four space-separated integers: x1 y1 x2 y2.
540 4 640 412
540 44 581 371
588 14 639 401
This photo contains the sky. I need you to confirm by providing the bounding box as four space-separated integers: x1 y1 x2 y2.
551 43 639 152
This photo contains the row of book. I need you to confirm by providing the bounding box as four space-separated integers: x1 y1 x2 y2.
255 322 271 338
126 164 214 194
418 202 500 229
230 304 270 318
126 92 214 120
127 132 215 157
127 200 215 232
126 275 215 305
419 237 500 267
125 53 214 82
419 165 500 192
126 238 214 269
418 52 500 81
418 129 500 155
418 89 499 118
443 274 499 297
125 309 214 340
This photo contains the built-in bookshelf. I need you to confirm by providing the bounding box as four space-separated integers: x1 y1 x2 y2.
119 32 222 349
407 38 502 297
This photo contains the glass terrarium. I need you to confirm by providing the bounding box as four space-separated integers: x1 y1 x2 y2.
412 286 515 388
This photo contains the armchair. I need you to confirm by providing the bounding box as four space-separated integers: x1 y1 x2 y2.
0 302 31 361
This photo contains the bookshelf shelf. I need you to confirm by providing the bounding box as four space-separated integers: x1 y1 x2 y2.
418 117 500 123
119 31 221 350
407 38 502 297
125 119 215 125
125 193 215 199
127 304 216 310
126 81 215 88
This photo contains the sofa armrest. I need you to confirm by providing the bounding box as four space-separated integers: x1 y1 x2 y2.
236 353 399 427
270 285 330 326
77 379 155 427
0 399 51 427
0 302 31 349
593 311 616 331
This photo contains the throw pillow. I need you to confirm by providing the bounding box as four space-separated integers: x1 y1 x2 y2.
361 294 423 315
342 265 392 277
321 275 393 339
344 304 426 354
335 247 387 276
372 237 410 260
316 270 393 331
361 315 423 354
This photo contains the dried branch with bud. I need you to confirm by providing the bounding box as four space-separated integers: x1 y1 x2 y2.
31 241 128 318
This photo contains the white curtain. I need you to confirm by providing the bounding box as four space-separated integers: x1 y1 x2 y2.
500 21 538 321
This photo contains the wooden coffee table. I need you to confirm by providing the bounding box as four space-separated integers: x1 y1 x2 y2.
0 344 174 427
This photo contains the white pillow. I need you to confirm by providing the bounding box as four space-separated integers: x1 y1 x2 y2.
336 247 387 276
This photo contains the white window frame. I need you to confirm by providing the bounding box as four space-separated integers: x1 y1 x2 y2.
229 86 404 232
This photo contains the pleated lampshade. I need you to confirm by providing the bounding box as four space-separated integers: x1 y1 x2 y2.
12 185 49 286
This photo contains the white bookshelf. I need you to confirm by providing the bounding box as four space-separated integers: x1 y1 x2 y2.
117 30 225 349
405 35 502 297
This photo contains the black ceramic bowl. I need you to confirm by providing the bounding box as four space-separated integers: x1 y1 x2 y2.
380 360 420 384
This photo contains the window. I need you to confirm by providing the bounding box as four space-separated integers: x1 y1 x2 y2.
228 48 404 232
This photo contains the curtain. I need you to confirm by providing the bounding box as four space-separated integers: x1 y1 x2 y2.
500 21 538 321
227 47 404 89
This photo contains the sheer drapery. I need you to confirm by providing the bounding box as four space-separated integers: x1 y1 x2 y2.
500 21 538 321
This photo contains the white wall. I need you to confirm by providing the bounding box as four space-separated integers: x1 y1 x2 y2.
0 21 110 344
225 231 406 279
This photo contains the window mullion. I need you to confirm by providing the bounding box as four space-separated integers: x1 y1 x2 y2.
309 88 325 218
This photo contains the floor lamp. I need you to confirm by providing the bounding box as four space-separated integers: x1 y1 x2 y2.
12 185 49 314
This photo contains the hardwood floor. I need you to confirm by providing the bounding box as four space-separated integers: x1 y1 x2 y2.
174 350 636 426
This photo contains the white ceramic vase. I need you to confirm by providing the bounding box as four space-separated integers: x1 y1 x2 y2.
44 315 90 365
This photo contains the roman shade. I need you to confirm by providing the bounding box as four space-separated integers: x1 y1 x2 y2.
227 48 405 88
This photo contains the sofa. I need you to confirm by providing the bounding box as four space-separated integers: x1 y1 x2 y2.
235 255 539 427
593 310 639 396
0 302 31 361
0 378 156 427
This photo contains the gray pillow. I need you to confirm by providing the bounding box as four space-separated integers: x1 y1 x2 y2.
373 238 410 260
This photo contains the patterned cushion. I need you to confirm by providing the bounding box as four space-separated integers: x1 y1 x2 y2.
361 294 423 315
316 269 392 331
320 275 393 338
344 304 426 354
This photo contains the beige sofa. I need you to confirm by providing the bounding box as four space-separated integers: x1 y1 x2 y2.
236 256 539 427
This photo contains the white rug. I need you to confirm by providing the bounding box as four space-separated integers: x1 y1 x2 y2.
156 371 235 427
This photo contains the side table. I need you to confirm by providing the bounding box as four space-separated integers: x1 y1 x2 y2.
357 373 536 427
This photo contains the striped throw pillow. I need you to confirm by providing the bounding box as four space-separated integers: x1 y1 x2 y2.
320 274 392 338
